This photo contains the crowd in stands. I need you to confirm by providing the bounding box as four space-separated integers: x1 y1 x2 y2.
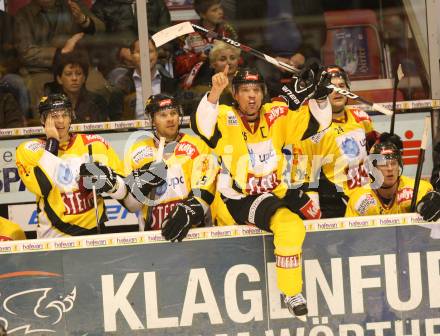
0 0 426 128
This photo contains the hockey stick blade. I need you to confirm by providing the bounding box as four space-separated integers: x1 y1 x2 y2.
152 22 195 47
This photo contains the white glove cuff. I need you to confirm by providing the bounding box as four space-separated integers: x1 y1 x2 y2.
106 175 128 200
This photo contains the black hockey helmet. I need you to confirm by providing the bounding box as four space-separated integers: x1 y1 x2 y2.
38 93 74 121
370 141 403 169
325 65 351 89
145 93 182 119
232 67 267 94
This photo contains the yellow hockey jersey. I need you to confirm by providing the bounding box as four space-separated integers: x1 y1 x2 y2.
293 107 376 197
345 175 433 217
192 95 325 201
0 216 26 241
125 132 217 230
16 134 124 238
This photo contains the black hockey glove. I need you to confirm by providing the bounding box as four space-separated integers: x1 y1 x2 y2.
161 197 205 242
125 161 167 204
284 188 322 220
311 69 333 100
417 191 440 222
280 59 328 109
79 162 118 195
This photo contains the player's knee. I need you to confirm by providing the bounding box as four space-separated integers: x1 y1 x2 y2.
271 208 306 246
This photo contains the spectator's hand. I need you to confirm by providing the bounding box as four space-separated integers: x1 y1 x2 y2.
161 197 205 242
417 191 440 221
44 115 60 141
208 64 229 104
67 0 88 26
119 47 135 66
62 32 84 54
124 161 167 203
79 162 118 195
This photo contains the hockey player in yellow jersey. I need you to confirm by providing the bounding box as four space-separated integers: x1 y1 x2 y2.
292 65 379 218
120 94 217 240
191 62 334 318
0 216 26 241
16 94 125 238
346 140 436 217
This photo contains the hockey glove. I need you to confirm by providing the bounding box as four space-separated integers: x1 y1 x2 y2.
284 188 322 220
311 69 333 100
125 161 167 204
280 59 326 110
161 197 205 242
417 191 440 222
79 162 118 195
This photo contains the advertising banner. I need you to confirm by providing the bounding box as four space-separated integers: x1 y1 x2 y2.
0 215 439 335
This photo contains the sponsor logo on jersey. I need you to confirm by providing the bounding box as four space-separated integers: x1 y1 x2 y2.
62 190 94 215
341 136 360 158
299 199 322 219
346 163 369 189
81 134 109 148
227 113 239 126
175 141 199 159
397 187 413 203
149 199 181 230
246 171 280 194
56 163 75 186
155 175 185 197
25 141 44 152
246 140 278 175
264 105 288 128
131 146 154 165
0 235 12 241
349 108 371 123
355 194 377 215
275 254 301 268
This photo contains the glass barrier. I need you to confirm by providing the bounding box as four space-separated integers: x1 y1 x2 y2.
0 0 434 132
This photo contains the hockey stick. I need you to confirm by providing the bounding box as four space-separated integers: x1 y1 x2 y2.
390 64 404 134
152 22 394 116
88 145 101 234
410 116 430 211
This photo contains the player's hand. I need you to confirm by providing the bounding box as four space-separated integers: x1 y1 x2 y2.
44 115 60 141
161 197 204 242
417 191 440 221
312 69 333 100
124 161 167 203
79 162 118 195
208 64 229 103
68 0 87 25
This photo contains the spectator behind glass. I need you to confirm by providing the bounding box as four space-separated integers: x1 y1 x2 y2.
182 40 240 114
13 0 105 122
91 0 171 78
45 51 109 122
174 0 237 88
234 0 326 96
109 38 178 120
0 9 30 118
0 85 26 129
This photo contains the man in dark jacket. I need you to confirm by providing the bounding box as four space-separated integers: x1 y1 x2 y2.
0 84 26 128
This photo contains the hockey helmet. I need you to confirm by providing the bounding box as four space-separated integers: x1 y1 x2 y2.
325 65 351 89
38 93 74 121
232 67 267 94
145 93 182 119
370 141 403 169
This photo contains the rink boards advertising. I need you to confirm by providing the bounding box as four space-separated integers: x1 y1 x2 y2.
0 214 439 335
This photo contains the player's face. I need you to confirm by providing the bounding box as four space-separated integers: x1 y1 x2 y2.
57 64 85 95
201 3 224 25
211 49 239 76
234 84 263 122
46 108 72 141
152 108 180 141
328 76 348 113
377 159 400 188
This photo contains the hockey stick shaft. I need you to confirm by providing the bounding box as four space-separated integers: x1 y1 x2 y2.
88 145 101 234
410 116 430 211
